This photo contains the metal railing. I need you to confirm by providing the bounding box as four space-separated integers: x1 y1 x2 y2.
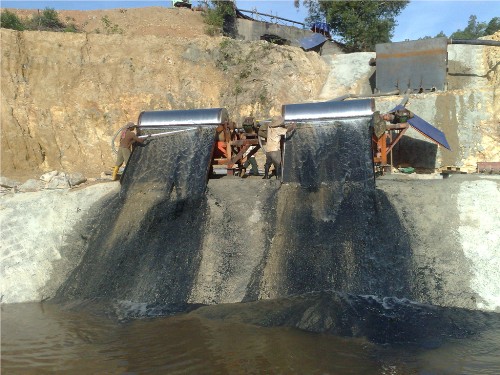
237 8 306 28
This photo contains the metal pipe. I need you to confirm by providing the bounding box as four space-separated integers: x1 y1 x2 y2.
398 89 412 107
137 128 197 139
329 94 351 101
328 90 400 102
448 39 500 47
237 8 306 26
110 125 128 154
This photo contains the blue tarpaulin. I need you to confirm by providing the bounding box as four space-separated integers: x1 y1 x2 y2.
391 105 451 150
310 22 330 35
299 33 328 50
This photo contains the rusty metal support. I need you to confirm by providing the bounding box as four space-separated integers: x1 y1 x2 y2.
212 122 261 176
372 123 409 171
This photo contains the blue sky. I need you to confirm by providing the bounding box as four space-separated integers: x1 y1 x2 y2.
1 1 499 41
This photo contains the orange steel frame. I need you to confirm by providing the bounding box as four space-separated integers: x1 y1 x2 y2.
212 121 260 176
372 122 409 166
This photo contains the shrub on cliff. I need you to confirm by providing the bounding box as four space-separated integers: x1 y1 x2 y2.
201 1 236 37
28 8 66 31
1 8 79 32
0 10 25 31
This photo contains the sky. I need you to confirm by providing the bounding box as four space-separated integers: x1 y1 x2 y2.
1 0 499 41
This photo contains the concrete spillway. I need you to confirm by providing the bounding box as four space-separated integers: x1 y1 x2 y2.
56 127 216 305
56 100 405 306
53 101 496 318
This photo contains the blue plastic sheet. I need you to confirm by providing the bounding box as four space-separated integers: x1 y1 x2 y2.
310 22 330 35
299 33 328 50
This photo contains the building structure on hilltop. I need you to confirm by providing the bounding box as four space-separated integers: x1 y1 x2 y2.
234 7 344 55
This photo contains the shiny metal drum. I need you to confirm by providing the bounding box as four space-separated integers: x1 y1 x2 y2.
282 99 374 122
138 108 229 127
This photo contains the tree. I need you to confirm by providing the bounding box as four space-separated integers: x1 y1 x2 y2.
201 1 236 37
1 10 25 31
420 16 498 41
484 17 500 36
301 0 409 52
450 15 486 39
450 15 499 39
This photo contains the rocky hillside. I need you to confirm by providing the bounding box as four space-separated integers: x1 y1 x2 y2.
1 7 328 180
2 6 499 180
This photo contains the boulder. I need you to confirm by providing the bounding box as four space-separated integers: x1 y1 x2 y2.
40 170 59 182
46 174 70 189
68 172 87 187
0 176 20 188
18 179 43 192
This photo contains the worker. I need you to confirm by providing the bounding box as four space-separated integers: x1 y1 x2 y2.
382 108 414 124
240 116 260 177
112 122 147 181
241 148 260 177
262 115 296 180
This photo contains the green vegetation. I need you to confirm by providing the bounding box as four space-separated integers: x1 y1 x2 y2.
1 10 25 31
29 7 65 30
201 2 224 36
422 16 500 39
0 8 79 32
303 0 409 52
200 0 236 37
451 16 500 39
300 1 498 47
99 15 123 35
216 38 242 71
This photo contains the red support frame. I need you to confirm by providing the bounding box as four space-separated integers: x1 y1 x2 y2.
372 122 409 172
211 122 261 176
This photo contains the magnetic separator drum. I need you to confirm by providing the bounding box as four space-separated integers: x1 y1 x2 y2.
281 99 375 187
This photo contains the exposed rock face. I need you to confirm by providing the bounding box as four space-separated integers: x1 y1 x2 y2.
0 7 327 180
0 182 119 303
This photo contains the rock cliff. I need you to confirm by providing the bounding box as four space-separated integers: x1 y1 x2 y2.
1 7 327 180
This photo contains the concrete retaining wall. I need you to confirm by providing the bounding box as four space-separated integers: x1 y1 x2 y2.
3 176 499 313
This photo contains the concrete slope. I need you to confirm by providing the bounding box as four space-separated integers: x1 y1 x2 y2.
318 52 375 101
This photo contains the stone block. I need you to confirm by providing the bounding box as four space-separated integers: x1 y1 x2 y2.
68 172 87 186
18 179 43 192
0 176 20 188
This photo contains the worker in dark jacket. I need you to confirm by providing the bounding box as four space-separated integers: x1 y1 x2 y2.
112 122 146 181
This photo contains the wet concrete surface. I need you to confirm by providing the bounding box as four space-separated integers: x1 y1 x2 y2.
53 124 499 315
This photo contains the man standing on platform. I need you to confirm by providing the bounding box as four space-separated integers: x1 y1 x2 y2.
112 122 146 181
262 115 296 180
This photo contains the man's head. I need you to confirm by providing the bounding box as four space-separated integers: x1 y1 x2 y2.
381 113 394 122
269 115 284 128
126 122 137 129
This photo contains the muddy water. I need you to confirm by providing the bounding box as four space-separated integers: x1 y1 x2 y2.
2 301 500 374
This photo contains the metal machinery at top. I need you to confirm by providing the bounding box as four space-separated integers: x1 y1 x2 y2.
136 108 261 177
371 105 451 174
